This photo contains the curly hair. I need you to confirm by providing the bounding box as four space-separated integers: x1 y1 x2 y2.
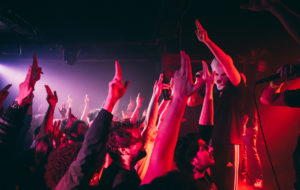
66 120 88 142
44 142 82 189
106 119 144 161
174 133 202 174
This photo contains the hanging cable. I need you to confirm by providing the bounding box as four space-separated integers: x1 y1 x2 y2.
254 84 281 190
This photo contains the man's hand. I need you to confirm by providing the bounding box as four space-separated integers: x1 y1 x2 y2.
58 103 67 118
45 85 58 107
65 108 78 131
84 94 90 105
172 50 202 100
27 54 43 88
202 61 216 89
195 19 209 43
108 61 129 102
0 84 12 105
67 95 72 108
15 54 43 106
136 93 144 107
154 73 163 97
104 61 129 112
240 0 275 11
15 80 34 106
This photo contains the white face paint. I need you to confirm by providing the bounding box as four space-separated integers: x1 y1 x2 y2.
211 61 228 91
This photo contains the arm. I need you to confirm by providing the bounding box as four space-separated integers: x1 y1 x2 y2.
199 61 215 126
130 93 143 124
187 71 204 107
80 94 90 124
195 20 241 86
260 81 286 106
56 61 129 189
144 74 163 130
38 85 58 138
241 0 300 44
142 50 202 184
0 54 41 151
260 64 297 106
135 74 163 180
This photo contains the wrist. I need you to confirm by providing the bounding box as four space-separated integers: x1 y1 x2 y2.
103 96 118 113
203 38 212 46
205 86 214 95
14 97 24 106
49 104 56 110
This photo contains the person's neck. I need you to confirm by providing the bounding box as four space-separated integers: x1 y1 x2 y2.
193 169 206 180
116 156 134 171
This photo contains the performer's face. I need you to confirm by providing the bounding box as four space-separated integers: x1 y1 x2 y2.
211 62 228 90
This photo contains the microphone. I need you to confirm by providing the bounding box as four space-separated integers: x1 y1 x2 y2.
255 73 280 84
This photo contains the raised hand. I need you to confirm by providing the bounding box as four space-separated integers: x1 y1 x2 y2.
240 0 273 11
45 85 58 106
108 61 129 101
136 93 144 107
153 73 163 97
172 50 202 100
65 108 77 131
202 61 216 89
30 54 42 86
67 95 72 108
58 103 67 118
104 61 129 113
84 94 90 105
195 19 209 43
15 79 34 106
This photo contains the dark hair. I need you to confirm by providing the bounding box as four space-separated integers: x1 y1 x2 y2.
66 120 88 142
174 133 203 174
44 142 82 189
106 119 144 161
34 126 41 137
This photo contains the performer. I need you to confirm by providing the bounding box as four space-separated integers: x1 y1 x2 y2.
188 20 246 189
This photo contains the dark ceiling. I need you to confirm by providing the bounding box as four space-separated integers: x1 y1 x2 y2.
0 0 299 59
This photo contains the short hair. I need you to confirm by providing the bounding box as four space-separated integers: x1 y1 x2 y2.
44 142 82 189
211 57 220 68
174 133 204 174
66 120 88 142
34 126 41 137
106 119 144 161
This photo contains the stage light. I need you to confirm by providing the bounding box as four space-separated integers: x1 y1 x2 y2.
0 63 27 85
